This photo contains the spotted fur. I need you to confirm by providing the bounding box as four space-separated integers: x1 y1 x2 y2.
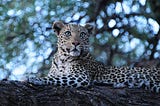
29 21 160 93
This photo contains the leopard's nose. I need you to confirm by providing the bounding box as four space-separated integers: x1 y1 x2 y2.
72 41 80 46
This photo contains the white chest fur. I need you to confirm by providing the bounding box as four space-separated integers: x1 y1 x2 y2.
55 55 72 76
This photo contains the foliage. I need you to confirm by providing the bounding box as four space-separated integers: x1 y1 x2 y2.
0 0 159 80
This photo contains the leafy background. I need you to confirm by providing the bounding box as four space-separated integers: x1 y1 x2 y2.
0 0 159 80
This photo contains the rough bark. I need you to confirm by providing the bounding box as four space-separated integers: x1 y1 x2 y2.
0 80 160 106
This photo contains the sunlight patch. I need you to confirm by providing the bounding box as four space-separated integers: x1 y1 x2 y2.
148 18 159 34
12 65 26 75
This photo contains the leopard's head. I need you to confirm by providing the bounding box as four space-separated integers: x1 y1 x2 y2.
52 21 94 57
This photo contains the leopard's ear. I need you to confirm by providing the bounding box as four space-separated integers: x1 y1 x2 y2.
84 23 94 35
52 21 65 35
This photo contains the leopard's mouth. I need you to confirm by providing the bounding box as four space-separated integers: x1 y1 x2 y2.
67 47 81 57
72 48 79 52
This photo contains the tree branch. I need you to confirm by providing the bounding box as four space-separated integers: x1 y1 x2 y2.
0 80 160 106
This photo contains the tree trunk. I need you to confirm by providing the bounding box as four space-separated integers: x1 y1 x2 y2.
0 80 159 106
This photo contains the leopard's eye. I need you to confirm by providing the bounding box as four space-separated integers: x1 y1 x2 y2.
80 32 86 39
64 31 71 37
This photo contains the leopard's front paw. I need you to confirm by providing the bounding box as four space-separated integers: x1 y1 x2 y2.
28 77 44 85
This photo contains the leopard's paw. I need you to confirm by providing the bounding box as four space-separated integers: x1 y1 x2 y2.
28 77 44 85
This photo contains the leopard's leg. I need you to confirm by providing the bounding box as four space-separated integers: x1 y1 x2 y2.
125 73 160 93
28 76 57 85
150 81 160 93
28 74 90 87
126 73 151 89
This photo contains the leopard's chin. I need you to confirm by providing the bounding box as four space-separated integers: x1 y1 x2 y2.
70 51 81 57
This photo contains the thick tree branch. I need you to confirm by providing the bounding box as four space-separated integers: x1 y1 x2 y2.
0 80 160 106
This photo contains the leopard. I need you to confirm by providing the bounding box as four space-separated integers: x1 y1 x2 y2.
28 21 160 93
